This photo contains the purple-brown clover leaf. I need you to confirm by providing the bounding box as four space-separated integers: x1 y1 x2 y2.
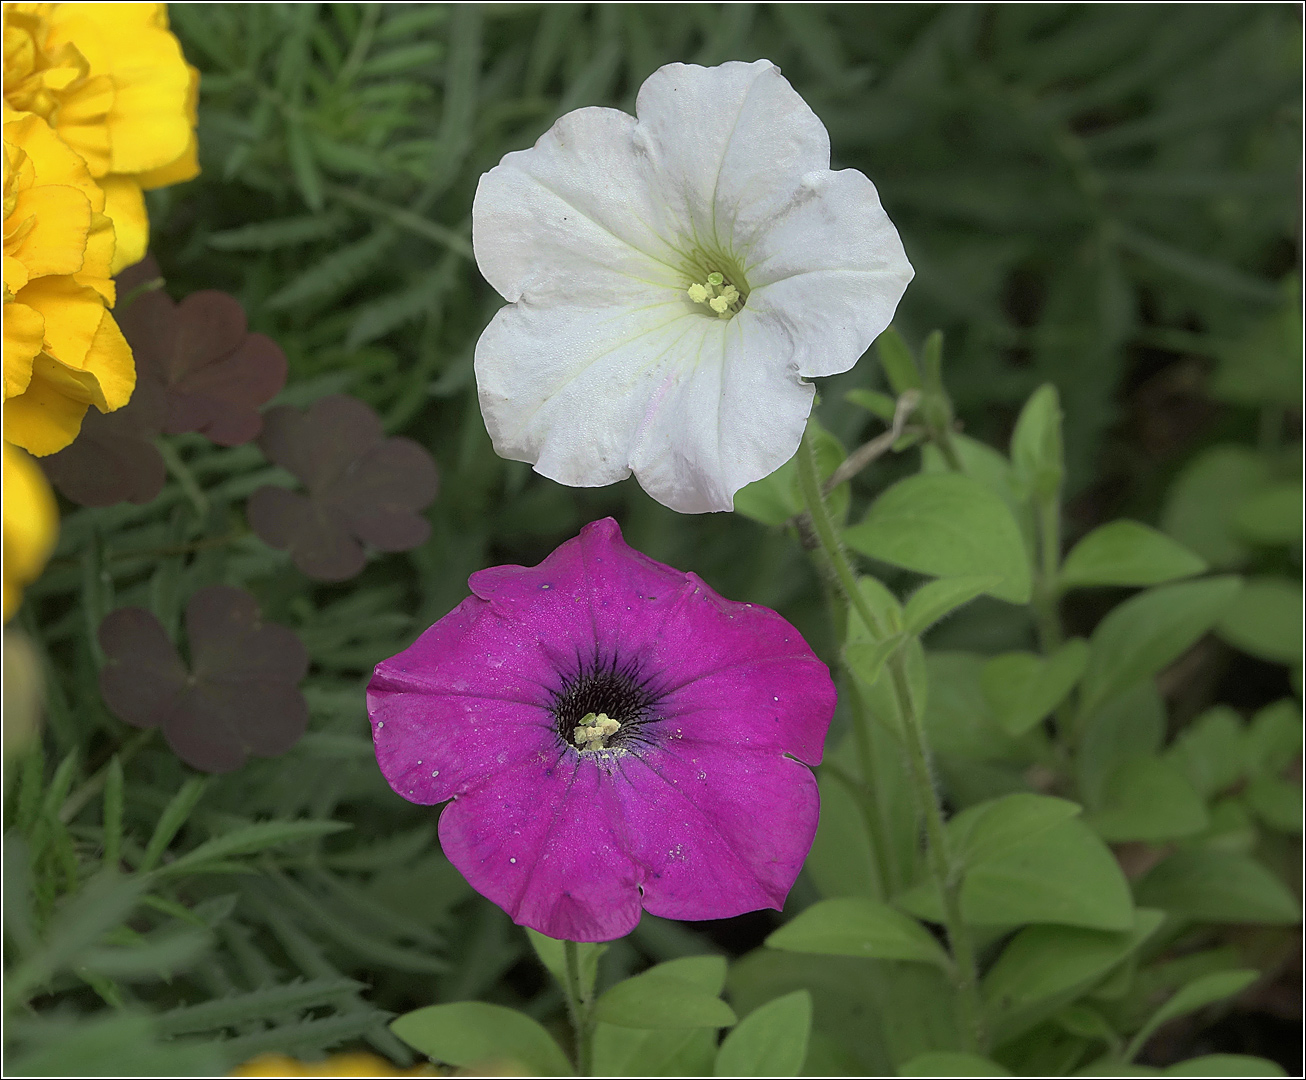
98 586 309 774
247 395 438 582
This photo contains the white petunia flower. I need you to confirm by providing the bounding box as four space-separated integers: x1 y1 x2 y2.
472 59 913 514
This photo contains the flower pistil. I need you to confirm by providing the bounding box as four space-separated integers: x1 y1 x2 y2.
574 711 621 751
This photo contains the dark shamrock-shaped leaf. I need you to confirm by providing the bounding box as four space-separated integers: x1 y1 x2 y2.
98 586 309 773
41 374 167 507
116 279 287 447
247 394 438 581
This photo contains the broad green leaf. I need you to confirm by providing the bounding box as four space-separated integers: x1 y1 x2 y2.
1126 970 1258 1059
1134 850 1300 924
1166 707 1246 798
961 817 1133 930
1053 1003 1120 1045
1216 577 1301 664
1246 700 1303 775
1209 287 1302 407
1087 757 1209 842
594 1026 717 1077
904 576 1001 635
766 898 949 968
923 652 1023 762
594 956 736 1029
1079 577 1242 717
1161 446 1270 568
1078 682 1167 807
714 991 812 1077
846 576 906 644
727 949 958 1076
806 768 879 901
1060 522 1207 590
733 419 847 526
844 473 1032 604
1010 384 1064 501
983 911 1164 1043
901 1051 1013 1076
390 1002 573 1076
845 634 906 688
952 794 1083 868
1245 776 1303 833
1233 483 1302 545
859 636 928 741
981 640 1089 736
1164 1054 1287 1076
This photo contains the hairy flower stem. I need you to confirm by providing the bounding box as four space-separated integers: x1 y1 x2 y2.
563 940 595 1075
796 430 987 1053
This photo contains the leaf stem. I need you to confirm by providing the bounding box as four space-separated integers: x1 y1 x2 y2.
562 939 595 1076
796 428 987 1052
154 438 210 518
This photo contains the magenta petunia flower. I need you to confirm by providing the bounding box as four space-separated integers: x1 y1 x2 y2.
367 518 834 942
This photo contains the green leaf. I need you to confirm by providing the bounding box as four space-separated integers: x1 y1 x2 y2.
845 634 907 689
1161 446 1270 568
390 1002 574 1076
1166 707 1246 798
953 794 1084 868
845 388 898 421
765 898 950 968
207 212 348 251
156 820 351 877
140 778 208 873
1134 850 1300 924
1246 700 1302 775
1060 522 1207 590
875 326 921 393
1078 682 1167 806
961 816 1133 930
526 930 604 1001
983 911 1164 1043
844 473 1032 604
155 977 363 1036
1164 1054 1287 1076
1233 483 1302 545
1126 970 1259 1060
285 120 325 211
1245 777 1302 833
981 640 1089 736
594 956 736 1030
1209 286 1302 407
806 768 879 900
900 1051 1013 1076
594 1026 717 1077
714 991 812 1077
1216 577 1302 664
1010 384 1064 500
1087 757 1209 842
1079 577 1243 717
904 576 1001 635
6 1014 225 1078
921 652 1022 762
733 419 848 526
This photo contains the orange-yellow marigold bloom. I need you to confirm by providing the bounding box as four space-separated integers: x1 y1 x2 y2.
231 1052 434 1077
2 441 58 619
4 2 199 271
3 105 133 455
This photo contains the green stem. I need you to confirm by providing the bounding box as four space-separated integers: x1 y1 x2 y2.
563 940 594 1076
154 438 209 518
795 430 987 1052
845 681 894 899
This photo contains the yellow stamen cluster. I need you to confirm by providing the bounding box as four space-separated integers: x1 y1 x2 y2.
574 711 621 751
686 271 742 318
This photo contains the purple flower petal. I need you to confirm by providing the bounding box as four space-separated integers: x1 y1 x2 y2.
368 517 835 941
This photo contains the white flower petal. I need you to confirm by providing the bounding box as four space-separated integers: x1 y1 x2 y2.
475 294 693 489
745 168 914 378
632 60 831 252
628 311 814 514
473 107 684 305
475 299 814 514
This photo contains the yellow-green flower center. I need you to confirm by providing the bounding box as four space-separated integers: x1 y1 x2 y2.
682 246 749 320
574 711 621 751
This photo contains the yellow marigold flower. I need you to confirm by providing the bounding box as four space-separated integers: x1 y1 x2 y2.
4 2 199 270
3 106 133 455
231 1052 434 1077
3 441 58 620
